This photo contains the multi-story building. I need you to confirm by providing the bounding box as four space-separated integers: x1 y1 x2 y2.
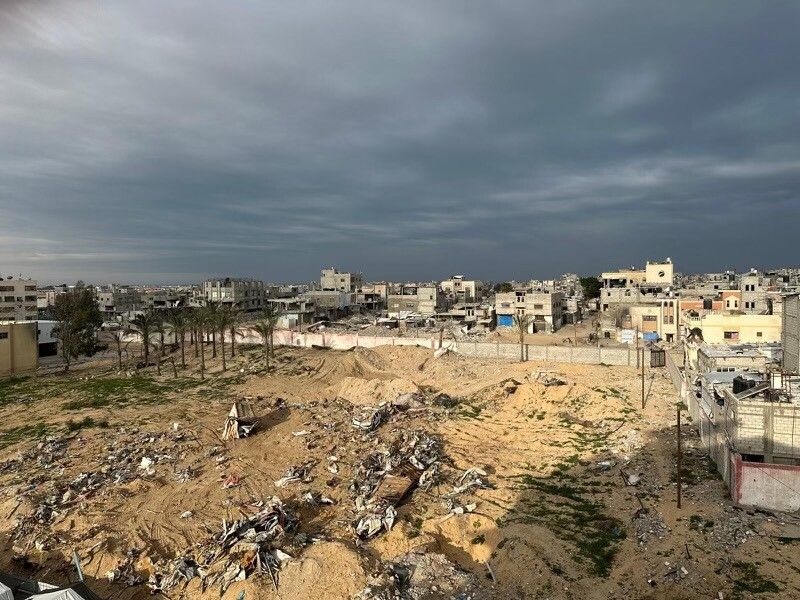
96 286 142 318
203 278 268 312
740 270 768 314
783 293 800 374
267 297 315 329
441 275 477 302
320 268 363 294
495 288 564 333
387 285 439 318
600 258 674 312
0 277 38 323
683 312 782 344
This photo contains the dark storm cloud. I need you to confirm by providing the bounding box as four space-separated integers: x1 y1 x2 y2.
1 1 799 283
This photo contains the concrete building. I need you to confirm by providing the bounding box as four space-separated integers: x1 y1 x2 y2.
696 343 778 374
740 270 768 314
600 258 674 313
0 277 38 323
689 371 800 512
267 297 315 329
203 278 268 312
783 293 800 374
96 287 142 318
387 285 439 318
683 312 782 344
495 289 564 333
441 276 477 302
0 321 38 377
320 268 363 293
304 290 350 320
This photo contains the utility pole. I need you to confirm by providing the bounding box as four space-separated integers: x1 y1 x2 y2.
676 403 683 509
641 347 646 409
635 325 639 368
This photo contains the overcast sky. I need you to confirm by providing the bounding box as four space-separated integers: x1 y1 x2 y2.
1 1 799 284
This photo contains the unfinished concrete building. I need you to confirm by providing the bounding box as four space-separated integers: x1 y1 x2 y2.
690 371 800 512
320 268 363 294
387 285 439 318
440 275 477 302
203 278 268 312
741 270 768 314
495 289 564 333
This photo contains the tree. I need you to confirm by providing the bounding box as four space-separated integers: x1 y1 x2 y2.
127 311 159 367
227 306 242 357
52 288 102 371
192 310 207 379
205 303 219 358
513 313 532 363
579 276 601 299
216 306 237 372
261 304 281 359
104 329 130 371
495 282 514 293
253 305 281 369
164 309 187 369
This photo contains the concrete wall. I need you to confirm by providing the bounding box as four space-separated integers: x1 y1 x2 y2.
0 322 38 377
731 454 800 512
234 328 648 367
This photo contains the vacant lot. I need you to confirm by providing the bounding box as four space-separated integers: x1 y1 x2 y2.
0 343 797 599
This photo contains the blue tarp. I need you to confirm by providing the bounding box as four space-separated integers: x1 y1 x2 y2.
643 332 660 342
497 314 513 327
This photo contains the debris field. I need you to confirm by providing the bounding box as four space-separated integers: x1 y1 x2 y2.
1 345 799 599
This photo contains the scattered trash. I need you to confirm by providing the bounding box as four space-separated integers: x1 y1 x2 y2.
274 462 314 487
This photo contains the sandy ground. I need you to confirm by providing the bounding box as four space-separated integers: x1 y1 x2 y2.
0 342 798 599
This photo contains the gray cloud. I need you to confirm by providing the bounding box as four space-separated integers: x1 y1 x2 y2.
1 0 799 283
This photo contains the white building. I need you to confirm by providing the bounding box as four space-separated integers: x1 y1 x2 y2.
0 277 38 323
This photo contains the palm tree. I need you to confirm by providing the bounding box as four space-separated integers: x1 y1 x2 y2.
106 329 130 371
513 313 532 363
193 309 206 379
154 314 168 357
227 306 242 357
251 319 274 370
164 309 188 369
216 306 236 372
127 311 158 367
205 303 219 358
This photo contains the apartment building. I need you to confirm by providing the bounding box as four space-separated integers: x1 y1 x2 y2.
441 275 477 302
600 258 674 312
203 278 268 312
683 312 781 344
0 277 38 323
387 285 439 318
320 268 363 293
740 270 768 314
96 286 142 318
495 289 564 333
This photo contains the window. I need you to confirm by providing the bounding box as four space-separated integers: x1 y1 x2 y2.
723 331 739 340
0 332 7 339
533 304 543 309
642 315 657 322
757 332 763 337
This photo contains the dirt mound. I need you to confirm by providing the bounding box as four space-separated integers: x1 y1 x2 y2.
331 376 420 405
279 541 367 599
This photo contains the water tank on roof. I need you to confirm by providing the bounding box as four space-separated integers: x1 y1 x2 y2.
733 376 757 395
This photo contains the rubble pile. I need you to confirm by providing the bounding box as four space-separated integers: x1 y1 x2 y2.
356 551 487 600
351 431 443 539
150 497 298 594
11 427 192 548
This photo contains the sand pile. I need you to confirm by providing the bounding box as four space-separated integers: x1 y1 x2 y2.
330 376 420 405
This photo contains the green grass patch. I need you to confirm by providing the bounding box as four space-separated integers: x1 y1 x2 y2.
732 561 780 595
65 416 110 432
0 423 49 449
506 471 626 577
